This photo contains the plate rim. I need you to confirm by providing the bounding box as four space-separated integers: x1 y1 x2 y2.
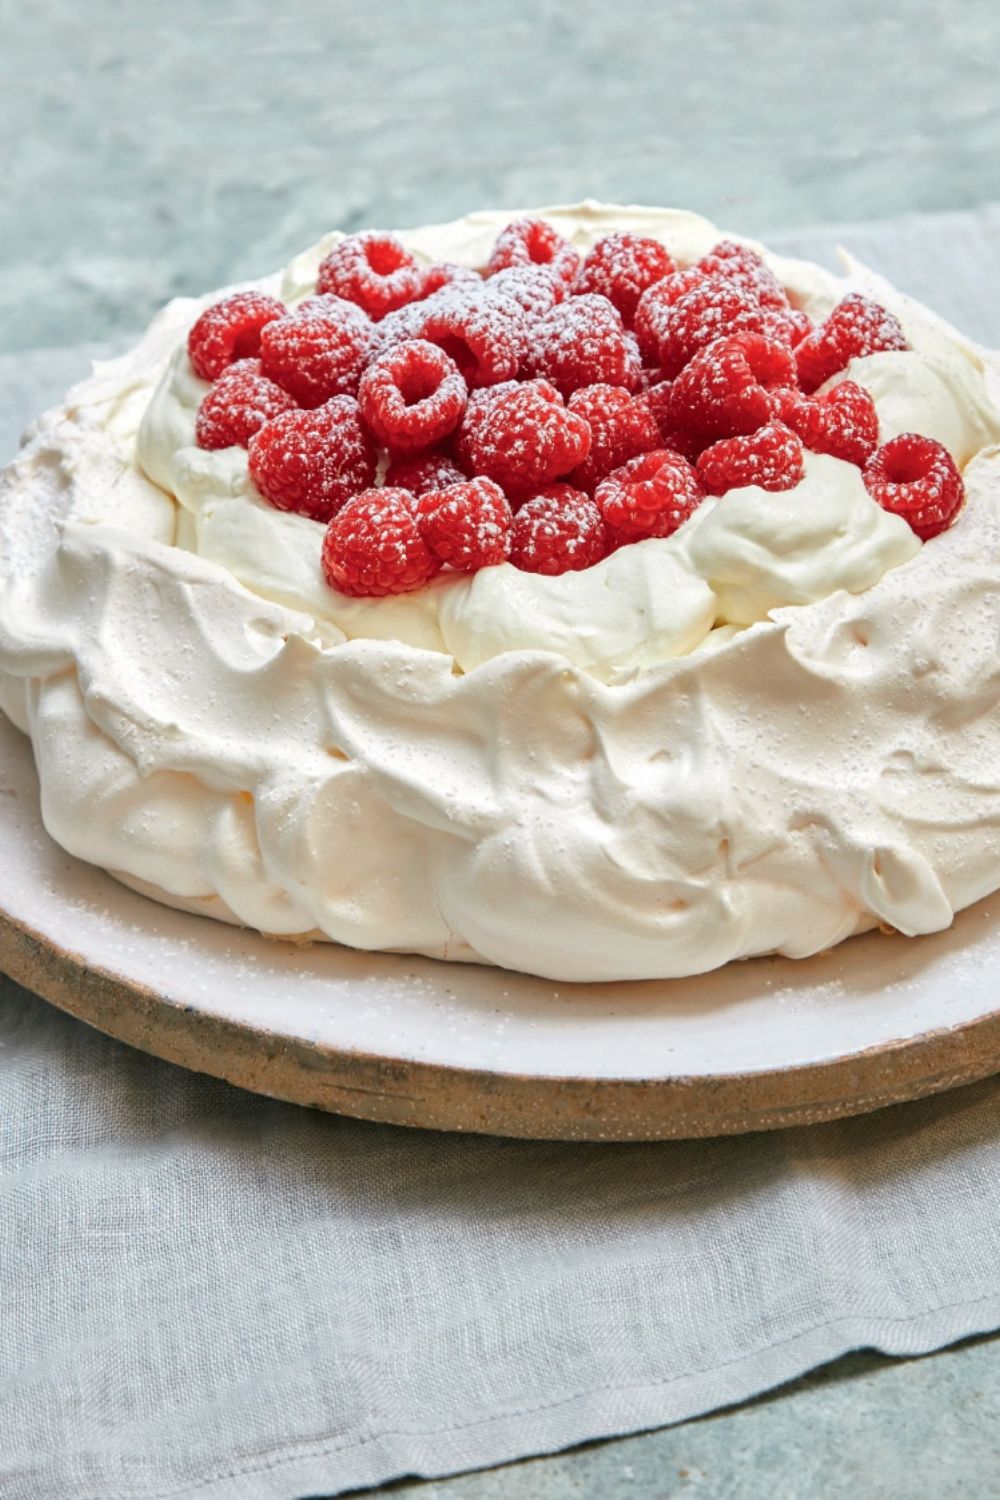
4 900 1000 1141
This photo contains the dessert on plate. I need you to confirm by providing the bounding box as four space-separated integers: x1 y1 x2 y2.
2 202 1000 983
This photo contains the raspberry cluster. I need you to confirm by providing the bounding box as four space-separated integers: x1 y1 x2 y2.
186 219 963 597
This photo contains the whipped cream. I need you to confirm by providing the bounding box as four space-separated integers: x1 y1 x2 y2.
3 202 1000 982
683 453 921 626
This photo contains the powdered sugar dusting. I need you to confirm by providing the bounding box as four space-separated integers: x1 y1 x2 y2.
316 232 424 321
194 358 295 450
697 420 805 496
510 486 607 573
373 282 528 388
529 293 641 395
486 218 581 285
247 397 375 520
455 379 591 493
575 231 676 323
258 299 372 408
418 478 513 570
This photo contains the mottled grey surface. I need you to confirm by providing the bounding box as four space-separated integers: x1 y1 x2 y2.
3 0 1000 353
343 1341 1000 1499
4 2 1000 1496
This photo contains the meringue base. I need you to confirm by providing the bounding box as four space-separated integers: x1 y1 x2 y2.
4 708 1000 1141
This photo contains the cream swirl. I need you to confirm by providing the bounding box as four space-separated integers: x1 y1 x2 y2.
3 202 1000 981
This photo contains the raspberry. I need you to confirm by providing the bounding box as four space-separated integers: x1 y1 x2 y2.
417 262 481 298
566 384 660 491
595 450 705 546
529 294 642 396
509 487 608 574
633 269 705 363
783 308 814 347
757 307 811 348
638 373 708 459
194 359 297 450
187 291 286 381
417 477 513 570
297 292 371 325
575 232 676 324
259 295 372 407
358 340 467 456
774 380 879 467
322 487 440 596
316 232 423 321
668 333 797 441
248 397 376 521
862 433 964 541
636 274 767 377
696 240 789 311
796 293 908 393
659 429 711 464
642 374 672 430
375 284 527 388
696 421 805 497
455 379 591 494
482 265 568 319
486 218 581 286
384 450 467 495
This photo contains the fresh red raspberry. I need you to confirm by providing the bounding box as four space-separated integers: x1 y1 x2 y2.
296 292 372 325
482 265 568 318
322 487 440 596
455 379 591 495
375 284 527 388
316 232 423 321
641 374 672 427
756 307 813 348
259 295 372 407
595 450 705 546
783 308 814 347
416 477 513 570
248 397 376 521
796 293 908 393
668 333 797 441
862 433 964 540
194 360 297 450
575 233 676 324
529 294 642 396
637 373 707 459
661 430 712 463
509 486 608 574
633 269 705 364
636 274 767 377
696 421 805 496
358 340 467 456
566 384 660 491
773 380 879 467
384 450 468 495
696 240 789 311
187 291 286 381
486 218 581 286
417 262 481 298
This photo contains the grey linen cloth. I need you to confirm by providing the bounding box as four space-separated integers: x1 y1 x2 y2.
3 206 1000 1500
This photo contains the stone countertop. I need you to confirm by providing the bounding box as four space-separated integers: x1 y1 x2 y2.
4 2 1000 1495
4 0 1000 354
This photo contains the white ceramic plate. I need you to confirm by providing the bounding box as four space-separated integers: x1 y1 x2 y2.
2 711 999 1139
